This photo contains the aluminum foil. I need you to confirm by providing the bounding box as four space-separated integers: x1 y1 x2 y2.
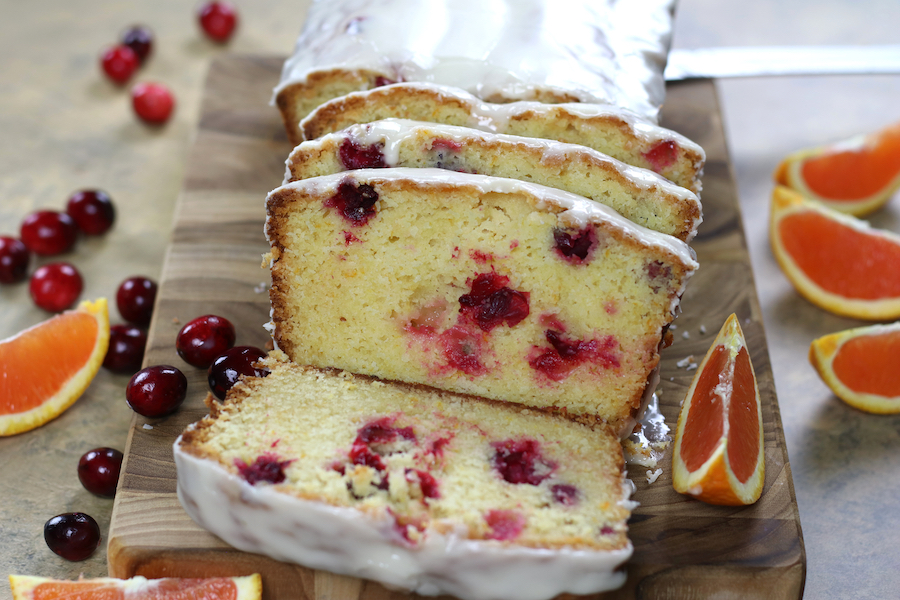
276 0 676 123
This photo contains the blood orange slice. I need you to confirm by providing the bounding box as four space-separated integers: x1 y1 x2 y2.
770 185 900 320
672 314 764 506
0 298 109 436
8 574 262 600
810 322 900 414
774 120 900 216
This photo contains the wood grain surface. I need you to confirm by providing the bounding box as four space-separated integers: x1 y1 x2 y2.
107 54 805 600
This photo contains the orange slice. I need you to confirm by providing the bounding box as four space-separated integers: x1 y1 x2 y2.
0 298 109 436
672 314 764 506
810 322 900 414
774 120 900 216
770 185 900 320
9 574 262 600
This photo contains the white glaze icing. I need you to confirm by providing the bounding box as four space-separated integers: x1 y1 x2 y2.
322 118 701 209
174 439 633 600
276 0 676 122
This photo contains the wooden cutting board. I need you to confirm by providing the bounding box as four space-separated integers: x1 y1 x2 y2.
107 54 805 600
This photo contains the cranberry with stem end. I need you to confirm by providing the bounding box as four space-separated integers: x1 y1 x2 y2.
198 1 238 42
100 45 138 85
30 263 83 312
116 276 157 326
208 346 269 400
78 448 124 498
126 365 188 418
66 189 116 235
121 25 153 64
176 314 236 368
20 210 78 256
44 512 101 561
131 82 175 125
0 237 30 284
103 324 147 374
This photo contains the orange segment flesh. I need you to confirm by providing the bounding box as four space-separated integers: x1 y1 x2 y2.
0 299 109 436
778 211 900 299
672 314 764 506
800 124 900 200
679 345 727 472
9 575 262 600
832 329 900 397
775 121 900 216
770 186 900 320
810 322 900 414
728 347 760 484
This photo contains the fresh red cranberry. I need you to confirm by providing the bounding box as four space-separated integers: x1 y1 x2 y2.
207 346 269 400
198 1 238 42
551 483 580 506
78 448 124 498
131 82 175 125
325 180 380 226
458 272 530 331
100 45 139 85
121 25 153 64
20 210 78 256
484 509 525 541
103 324 147 374
65 189 116 235
126 365 188 418
176 314 236 368
235 453 294 485
0 237 30 284
642 140 678 171
30 262 83 312
116 276 157 326
44 512 101 561
339 140 387 170
491 439 556 485
553 225 597 263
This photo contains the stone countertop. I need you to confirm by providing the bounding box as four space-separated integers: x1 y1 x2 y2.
1 1 898 599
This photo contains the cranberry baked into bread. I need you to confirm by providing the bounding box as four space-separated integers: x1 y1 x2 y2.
265 168 697 436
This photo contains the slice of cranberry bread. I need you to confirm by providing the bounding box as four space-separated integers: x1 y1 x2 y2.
175 354 634 600
285 118 702 242
265 168 698 435
299 83 705 194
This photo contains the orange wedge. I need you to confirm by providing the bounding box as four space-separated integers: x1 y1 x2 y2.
770 185 900 320
672 314 764 506
0 298 109 436
774 120 900 216
9 574 262 600
810 322 900 414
